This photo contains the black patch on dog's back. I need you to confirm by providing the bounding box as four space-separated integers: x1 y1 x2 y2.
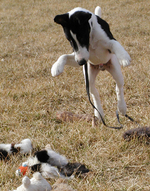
10 143 20 154
34 150 49 163
96 16 115 40
0 149 9 161
30 163 41 172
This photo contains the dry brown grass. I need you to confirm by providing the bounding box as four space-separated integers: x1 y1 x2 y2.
0 0 150 190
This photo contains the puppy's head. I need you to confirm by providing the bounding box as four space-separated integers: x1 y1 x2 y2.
54 8 92 66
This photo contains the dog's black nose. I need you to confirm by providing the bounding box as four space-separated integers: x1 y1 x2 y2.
78 59 87 66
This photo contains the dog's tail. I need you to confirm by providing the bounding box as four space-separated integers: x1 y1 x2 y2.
110 40 131 67
95 6 102 17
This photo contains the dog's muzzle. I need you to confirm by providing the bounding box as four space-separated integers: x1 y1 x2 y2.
78 59 87 66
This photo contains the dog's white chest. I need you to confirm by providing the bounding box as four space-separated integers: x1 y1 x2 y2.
89 45 111 65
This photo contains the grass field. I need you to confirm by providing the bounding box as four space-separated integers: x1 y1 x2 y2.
0 0 150 190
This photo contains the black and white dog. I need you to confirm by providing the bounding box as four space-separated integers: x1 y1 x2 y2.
51 6 131 121
0 139 33 161
21 145 89 178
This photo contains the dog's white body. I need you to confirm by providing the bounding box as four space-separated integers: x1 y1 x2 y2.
12 172 52 191
15 138 33 154
51 7 131 119
0 138 32 154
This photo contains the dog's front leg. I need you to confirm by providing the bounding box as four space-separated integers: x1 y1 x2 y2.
106 54 127 115
83 63 104 120
51 53 79 77
109 40 131 67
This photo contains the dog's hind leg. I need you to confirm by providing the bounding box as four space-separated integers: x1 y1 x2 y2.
83 63 104 120
105 54 127 115
51 53 79 77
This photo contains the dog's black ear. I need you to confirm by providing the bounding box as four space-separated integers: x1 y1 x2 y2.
54 13 69 27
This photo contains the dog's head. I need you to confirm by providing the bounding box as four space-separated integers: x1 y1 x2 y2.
54 8 92 66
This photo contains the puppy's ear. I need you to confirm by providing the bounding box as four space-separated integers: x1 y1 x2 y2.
54 13 69 27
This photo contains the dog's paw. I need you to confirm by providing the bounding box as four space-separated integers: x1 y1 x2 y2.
51 61 64 77
110 40 131 67
117 100 127 116
51 55 67 77
118 52 131 67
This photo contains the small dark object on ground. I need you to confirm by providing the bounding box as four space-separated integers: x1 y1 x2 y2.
123 126 150 142
56 111 93 122
58 162 90 177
